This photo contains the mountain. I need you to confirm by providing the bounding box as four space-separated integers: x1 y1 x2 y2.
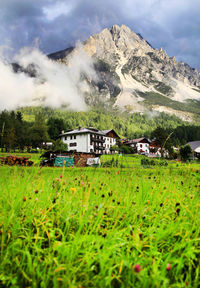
48 24 200 122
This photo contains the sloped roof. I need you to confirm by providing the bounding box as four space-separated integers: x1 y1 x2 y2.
187 141 200 152
59 128 119 138
125 137 151 144
101 129 119 138
59 128 105 137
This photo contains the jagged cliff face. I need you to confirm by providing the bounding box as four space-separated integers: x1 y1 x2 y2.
49 24 200 121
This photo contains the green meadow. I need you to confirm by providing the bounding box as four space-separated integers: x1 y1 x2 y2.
0 155 200 287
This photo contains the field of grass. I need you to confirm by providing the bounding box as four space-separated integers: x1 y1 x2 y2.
0 155 200 287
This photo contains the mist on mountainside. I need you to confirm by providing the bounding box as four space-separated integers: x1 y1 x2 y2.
0 45 97 111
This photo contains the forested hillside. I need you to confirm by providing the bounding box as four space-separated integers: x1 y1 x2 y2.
0 107 200 151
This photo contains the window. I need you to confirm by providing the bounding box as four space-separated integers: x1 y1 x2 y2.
70 135 73 140
74 135 76 139
140 144 142 148
65 136 67 140
70 142 77 147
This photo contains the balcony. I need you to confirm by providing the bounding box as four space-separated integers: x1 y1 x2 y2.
90 136 105 143
98 146 105 150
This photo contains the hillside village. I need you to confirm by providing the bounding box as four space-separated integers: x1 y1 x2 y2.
58 126 200 160
0 110 200 165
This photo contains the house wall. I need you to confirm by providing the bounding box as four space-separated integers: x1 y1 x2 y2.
134 143 149 154
103 137 116 154
61 134 90 153
61 133 103 154
89 133 104 154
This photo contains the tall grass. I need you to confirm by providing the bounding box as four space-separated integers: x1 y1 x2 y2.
0 162 200 287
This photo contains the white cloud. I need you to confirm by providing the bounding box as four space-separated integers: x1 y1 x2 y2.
43 2 73 21
0 45 97 111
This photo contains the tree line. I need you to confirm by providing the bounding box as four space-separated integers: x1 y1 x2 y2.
0 108 200 152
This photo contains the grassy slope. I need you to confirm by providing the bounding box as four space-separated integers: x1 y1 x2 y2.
0 157 200 287
137 91 200 116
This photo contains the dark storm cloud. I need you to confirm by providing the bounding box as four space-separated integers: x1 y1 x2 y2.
0 0 200 69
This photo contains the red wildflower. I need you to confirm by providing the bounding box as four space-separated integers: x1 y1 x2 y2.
166 263 171 271
134 264 141 273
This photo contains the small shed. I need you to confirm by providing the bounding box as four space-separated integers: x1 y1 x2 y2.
54 156 74 167
40 151 100 167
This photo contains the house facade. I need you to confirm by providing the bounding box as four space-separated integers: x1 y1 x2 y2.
187 141 200 159
59 127 119 154
149 140 162 157
124 137 151 155
102 130 119 154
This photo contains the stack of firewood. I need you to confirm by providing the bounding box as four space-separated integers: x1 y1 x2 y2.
0 156 34 166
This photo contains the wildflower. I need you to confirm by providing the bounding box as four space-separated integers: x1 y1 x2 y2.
70 187 76 193
35 190 38 194
35 198 38 201
166 263 171 271
139 233 143 240
134 264 141 273
60 175 63 179
52 183 55 188
23 197 26 202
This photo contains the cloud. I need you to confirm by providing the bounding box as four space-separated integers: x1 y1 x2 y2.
0 0 200 69
0 45 97 111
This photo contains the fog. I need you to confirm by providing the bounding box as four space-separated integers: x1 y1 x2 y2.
0 45 97 111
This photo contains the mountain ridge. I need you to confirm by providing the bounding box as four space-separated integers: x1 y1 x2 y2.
47 24 200 122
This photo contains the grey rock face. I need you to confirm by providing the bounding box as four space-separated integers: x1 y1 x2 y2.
49 24 200 120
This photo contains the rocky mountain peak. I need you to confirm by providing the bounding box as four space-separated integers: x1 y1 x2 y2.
48 24 200 122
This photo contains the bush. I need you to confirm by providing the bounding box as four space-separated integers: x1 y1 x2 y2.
141 158 155 166
159 160 168 166
141 158 168 167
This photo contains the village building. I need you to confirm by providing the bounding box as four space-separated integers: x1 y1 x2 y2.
187 141 200 159
149 140 162 157
101 130 119 154
59 127 119 154
124 137 151 155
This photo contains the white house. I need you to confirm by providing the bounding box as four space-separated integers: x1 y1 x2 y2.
102 130 119 154
124 137 151 155
187 141 200 159
59 127 119 154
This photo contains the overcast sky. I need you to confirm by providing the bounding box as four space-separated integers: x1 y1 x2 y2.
0 0 200 70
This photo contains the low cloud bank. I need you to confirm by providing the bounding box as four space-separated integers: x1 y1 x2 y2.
0 45 97 111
